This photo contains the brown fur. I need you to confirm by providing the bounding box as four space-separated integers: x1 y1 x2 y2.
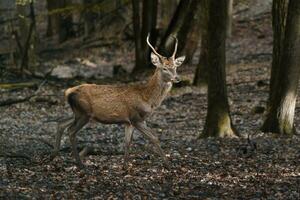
65 69 172 124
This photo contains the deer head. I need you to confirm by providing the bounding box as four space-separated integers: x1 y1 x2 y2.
147 35 185 83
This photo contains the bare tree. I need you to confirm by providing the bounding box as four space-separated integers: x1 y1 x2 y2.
261 0 300 135
201 0 237 138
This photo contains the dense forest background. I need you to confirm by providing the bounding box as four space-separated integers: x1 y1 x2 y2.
0 0 300 199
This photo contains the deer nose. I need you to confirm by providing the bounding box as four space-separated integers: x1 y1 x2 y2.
173 75 181 83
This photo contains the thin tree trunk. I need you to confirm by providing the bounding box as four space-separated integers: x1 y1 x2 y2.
159 0 178 30
132 0 143 72
159 0 192 57
83 0 95 38
226 0 233 38
16 3 29 74
132 0 158 74
179 0 202 63
46 0 71 43
193 0 209 86
141 0 158 66
261 0 300 135
16 0 36 76
201 0 237 138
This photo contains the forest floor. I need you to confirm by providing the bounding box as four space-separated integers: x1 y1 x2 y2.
1 0 300 199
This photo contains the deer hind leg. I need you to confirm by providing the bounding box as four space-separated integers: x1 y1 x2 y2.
124 124 134 165
133 122 170 168
50 117 74 160
68 115 89 168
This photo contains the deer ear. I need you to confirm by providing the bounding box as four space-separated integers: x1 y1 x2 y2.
174 56 186 67
151 52 160 67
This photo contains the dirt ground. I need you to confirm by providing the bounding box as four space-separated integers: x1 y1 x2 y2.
1 0 300 199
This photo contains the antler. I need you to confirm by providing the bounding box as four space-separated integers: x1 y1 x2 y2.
171 35 178 58
147 34 163 57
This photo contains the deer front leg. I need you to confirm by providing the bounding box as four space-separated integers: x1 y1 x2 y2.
50 117 74 160
68 116 89 168
133 122 170 168
124 124 134 166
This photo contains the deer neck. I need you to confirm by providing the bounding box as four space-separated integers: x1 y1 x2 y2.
142 69 172 108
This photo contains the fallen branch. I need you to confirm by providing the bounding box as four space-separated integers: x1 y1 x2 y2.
0 153 31 160
0 80 46 107
0 96 32 107
0 82 38 90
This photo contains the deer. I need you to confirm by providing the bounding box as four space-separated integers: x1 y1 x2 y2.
50 35 185 168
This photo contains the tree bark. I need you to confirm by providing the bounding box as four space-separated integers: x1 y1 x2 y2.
193 0 209 86
261 0 300 135
201 0 237 138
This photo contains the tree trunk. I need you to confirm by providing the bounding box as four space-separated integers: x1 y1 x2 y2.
193 0 209 86
159 0 178 30
16 3 30 73
159 0 197 57
83 0 95 38
141 0 158 66
261 0 300 135
180 0 202 63
132 0 143 72
201 0 237 138
46 0 72 43
132 0 158 74
16 0 36 75
266 0 288 110
226 0 233 38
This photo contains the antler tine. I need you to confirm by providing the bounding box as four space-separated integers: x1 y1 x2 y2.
147 34 162 57
171 35 178 58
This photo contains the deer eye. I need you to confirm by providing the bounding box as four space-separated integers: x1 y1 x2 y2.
162 67 168 71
